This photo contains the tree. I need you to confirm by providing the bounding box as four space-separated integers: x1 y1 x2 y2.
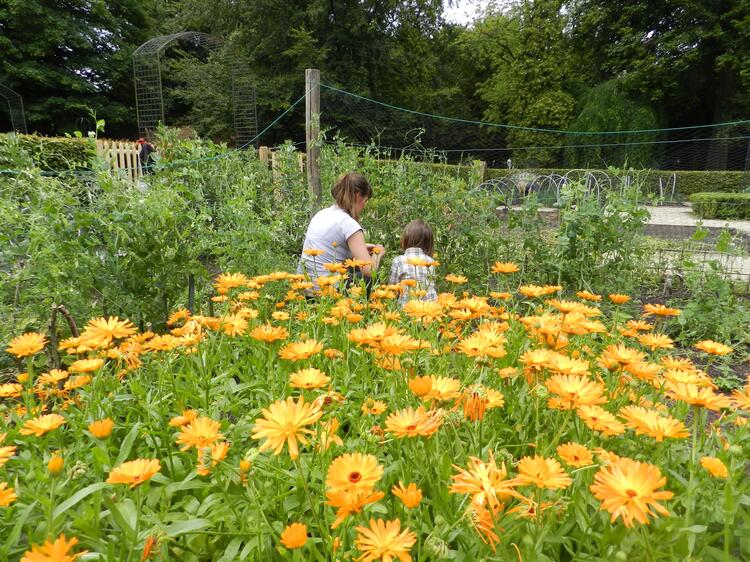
477 0 576 166
0 0 154 136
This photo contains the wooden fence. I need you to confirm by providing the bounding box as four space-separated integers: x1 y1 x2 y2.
96 140 143 181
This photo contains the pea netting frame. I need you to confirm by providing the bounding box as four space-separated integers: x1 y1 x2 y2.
0 84 28 134
133 32 258 145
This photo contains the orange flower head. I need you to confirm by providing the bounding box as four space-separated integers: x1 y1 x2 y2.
700 456 728 478
362 398 387 415
576 405 626 436
278 339 324 361
326 452 384 495
289 368 330 390
637 333 674 351
280 522 308 549
106 458 161 488
251 396 322 459
445 274 468 284
7 332 47 358
618 406 689 442
169 409 198 427
68 358 105 373
249 323 289 343
694 340 733 356
0 482 17 507
408 376 432 398
545 375 606 410
516 455 571 489
608 294 631 304
576 290 602 302
19 413 66 437
48 454 64 475
385 406 443 438
88 418 114 439
392 481 422 509
642 303 681 317
176 416 223 452
20 534 87 562
81 316 137 348
590 457 673 527
491 261 519 274
354 519 416 562
450 452 523 512
557 442 593 468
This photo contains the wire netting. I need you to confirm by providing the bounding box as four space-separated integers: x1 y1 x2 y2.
319 83 750 172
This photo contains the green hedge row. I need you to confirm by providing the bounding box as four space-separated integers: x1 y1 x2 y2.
689 192 750 219
484 167 749 196
0 133 96 171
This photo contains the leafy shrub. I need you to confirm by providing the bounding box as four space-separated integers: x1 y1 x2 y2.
689 192 750 219
0 133 95 170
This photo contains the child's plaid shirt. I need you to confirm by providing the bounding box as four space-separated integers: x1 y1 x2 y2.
388 247 438 306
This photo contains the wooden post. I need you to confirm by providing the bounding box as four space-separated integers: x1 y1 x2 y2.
305 68 322 211
258 146 270 164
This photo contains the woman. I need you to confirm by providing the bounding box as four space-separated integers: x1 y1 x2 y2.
298 172 385 293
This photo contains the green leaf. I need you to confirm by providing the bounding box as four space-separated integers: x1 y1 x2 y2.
115 422 141 465
3 501 38 552
107 497 138 539
165 518 213 537
53 482 109 519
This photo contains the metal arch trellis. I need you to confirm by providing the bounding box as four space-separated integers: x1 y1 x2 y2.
133 32 257 145
0 84 28 134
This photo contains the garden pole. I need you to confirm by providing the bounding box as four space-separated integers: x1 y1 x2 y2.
305 68 322 212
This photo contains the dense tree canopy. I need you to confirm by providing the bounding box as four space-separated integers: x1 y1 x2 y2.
1 0 748 167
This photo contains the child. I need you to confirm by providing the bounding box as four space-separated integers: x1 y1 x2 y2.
389 219 438 306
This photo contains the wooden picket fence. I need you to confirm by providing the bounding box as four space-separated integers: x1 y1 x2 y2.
96 140 144 181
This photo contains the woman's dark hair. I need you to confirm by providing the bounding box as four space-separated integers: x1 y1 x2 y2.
331 173 373 219
400 219 434 255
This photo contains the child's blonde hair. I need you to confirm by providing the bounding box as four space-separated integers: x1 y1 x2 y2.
400 219 434 255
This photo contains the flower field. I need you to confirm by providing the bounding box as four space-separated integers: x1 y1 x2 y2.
1 265 749 561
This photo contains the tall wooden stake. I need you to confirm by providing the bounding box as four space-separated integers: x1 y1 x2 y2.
305 68 322 211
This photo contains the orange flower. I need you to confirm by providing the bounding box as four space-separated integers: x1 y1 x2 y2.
80 316 137 347
445 274 468 284
450 452 523 512
303 248 325 257
556 442 593 468
700 456 728 478
278 339 324 361
576 290 602 302
694 340 733 356
545 375 606 410
576 405 625 436
491 261 519 274
326 489 386 529
106 459 161 487
0 482 17 507
176 417 223 451
20 534 87 562
354 519 416 562
665 382 732 411
48 454 64 475
619 406 689 442
19 414 66 437
590 457 673 527
7 332 47 358
637 333 674 351
402 300 444 323
0 443 17 468
392 482 422 509
280 522 308 549
326 452 384 495
361 398 387 415
516 455 571 489
251 396 322 459
608 294 631 304
408 376 432 398
385 406 443 438
197 441 230 476
642 303 681 317
169 409 198 427
249 323 289 343
88 418 114 439
289 368 330 390
68 358 105 373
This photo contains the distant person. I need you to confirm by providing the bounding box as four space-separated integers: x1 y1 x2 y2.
389 219 438 306
137 138 156 174
298 172 385 295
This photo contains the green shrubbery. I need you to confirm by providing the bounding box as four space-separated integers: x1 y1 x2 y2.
689 192 750 219
0 133 96 170
485 167 748 196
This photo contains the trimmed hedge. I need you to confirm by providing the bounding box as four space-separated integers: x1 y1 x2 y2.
0 133 96 171
484 167 749 196
689 192 750 220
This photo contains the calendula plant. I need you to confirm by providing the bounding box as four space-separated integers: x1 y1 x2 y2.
0 266 748 561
